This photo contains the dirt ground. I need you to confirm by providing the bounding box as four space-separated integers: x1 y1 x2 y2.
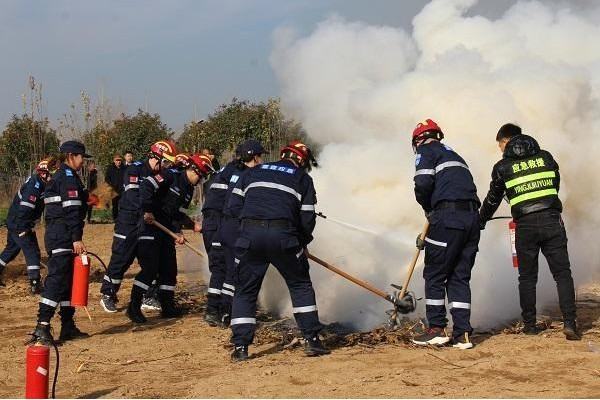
0 224 599 398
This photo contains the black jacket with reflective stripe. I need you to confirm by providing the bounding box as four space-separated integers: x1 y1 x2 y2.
44 163 88 242
139 168 194 233
413 141 480 212
6 174 46 232
118 159 155 214
227 160 317 246
479 134 562 222
201 161 241 213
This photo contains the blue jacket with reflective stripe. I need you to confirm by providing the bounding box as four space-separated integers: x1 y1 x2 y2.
221 163 248 218
227 160 317 246
6 174 46 232
202 161 239 213
414 141 479 212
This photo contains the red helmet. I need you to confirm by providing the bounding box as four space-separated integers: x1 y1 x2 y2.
174 153 190 169
280 140 317 171
412 119 444 148
188 154 215 178
149 140 176 162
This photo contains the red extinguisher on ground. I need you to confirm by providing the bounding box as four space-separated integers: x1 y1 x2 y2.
509 220 518 269
71 254 91 307
26 344 50 398
25 340 59 399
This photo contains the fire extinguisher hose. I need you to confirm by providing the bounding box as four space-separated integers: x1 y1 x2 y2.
51 340 59 399
84 252 113 296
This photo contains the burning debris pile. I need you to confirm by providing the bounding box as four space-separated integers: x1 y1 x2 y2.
253 311 425 350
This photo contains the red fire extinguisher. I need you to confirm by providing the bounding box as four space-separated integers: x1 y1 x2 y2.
26 344 50 399
509 220 518 269
71 254 91 307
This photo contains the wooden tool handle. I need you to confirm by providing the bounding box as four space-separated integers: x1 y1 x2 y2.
398 221 430 299
152 220 205 258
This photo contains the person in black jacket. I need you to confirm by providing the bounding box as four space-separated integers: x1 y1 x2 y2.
105 154 124 220
86 161 98 223
0 158 56 294
29 141 90 345
479 123 579 340
125 154 212 323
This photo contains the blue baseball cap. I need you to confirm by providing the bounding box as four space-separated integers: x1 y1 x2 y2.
239 139 267 157
59 140 92 158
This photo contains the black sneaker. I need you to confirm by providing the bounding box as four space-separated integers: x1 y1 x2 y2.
100 295 118 313
204 312 221 327
304 336 331 356
29 279 42 295
563 320 581 341
523 324 542 335
452 332 474 349
141 295 162 311
231 345 249 362
412 327 450 346
28 323 54 345
126 302 147 323
59 320 89 342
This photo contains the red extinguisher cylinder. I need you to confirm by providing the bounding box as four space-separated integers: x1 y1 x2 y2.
71 254 91 307
509 220 518 269
26 345 50 399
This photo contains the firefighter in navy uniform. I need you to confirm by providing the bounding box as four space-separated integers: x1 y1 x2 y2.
219 139 265 327
126 154 212 323
29 141 90 344
200 148 244 326
228 141 329 362
410 119 480 350
479 123 579 340
0 158 55 294
99 142 173 313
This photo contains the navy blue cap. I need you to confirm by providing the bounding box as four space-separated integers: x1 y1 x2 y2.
239 139 267 157
59 140 92 158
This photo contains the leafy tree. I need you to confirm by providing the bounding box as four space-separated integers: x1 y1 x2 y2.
0 114 60 180
83 109 173 168
178 98 309 161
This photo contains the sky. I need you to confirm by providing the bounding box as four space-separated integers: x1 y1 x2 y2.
0 0 518 132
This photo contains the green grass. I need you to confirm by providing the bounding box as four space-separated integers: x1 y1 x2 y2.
0 208 7 226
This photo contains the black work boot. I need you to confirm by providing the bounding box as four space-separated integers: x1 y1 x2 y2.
28 323 54 345
563 320 581 341
523 323 542 335
126 289 147 323
59 320 89 342
159 291 183 318
231 345 249 362
204 311 221 327
304 336 331 357
29 279 42 295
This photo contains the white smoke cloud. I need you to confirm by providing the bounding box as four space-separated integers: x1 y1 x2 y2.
265 0 600 331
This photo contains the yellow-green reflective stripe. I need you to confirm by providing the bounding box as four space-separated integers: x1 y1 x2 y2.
505 171 556 188
510 189 558 206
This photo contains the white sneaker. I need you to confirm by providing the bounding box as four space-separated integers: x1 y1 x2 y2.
412 327 451 346
452 332 474 349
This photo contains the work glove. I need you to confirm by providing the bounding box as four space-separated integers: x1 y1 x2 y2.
478 215 487 231
29 279 42 295
415 234 425 250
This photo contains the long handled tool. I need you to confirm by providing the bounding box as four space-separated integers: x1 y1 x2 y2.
152 220 206 258
398 221 429 301
307 252 416 327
